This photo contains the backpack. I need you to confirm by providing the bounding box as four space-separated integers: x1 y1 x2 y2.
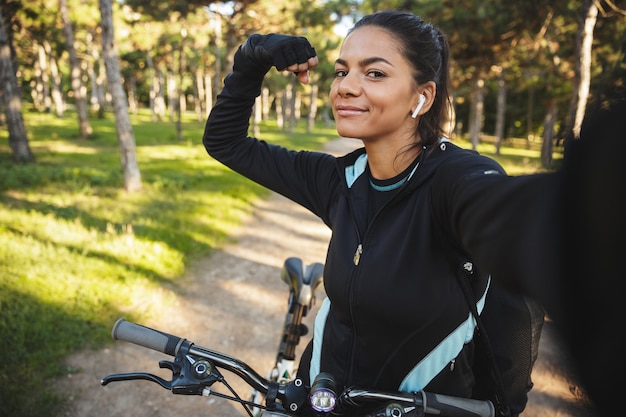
456 258 544 417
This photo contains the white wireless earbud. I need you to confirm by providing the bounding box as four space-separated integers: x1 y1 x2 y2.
411 94 426 119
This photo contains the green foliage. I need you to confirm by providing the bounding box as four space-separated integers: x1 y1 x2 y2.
5 0 626 144
0 109 338 417
454 135 563 175
124 0 241 21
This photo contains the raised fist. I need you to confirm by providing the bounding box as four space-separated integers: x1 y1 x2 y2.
240 34 317 72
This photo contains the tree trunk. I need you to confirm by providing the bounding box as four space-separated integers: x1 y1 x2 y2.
155 66 166 120
212 12 223 102
289 81 298 133
253 95 261 137
194 68 205 121
96 55 107 117
526 87 534 149
283 83 295 132
565 0 598 141
167 61 176 123
444 91 456 140
36 42 51 112
494 71 506 155
468 76 484 151
541 100 556 169
295 89 301 120
0 7 34 163
307 81 318 133
176 34 185 141
147 51 157 121
146 51 165 122
87 29 106 118
275 90 284 129
204 72 212 115
262 87 270 120
60 0 92 139
45 40 65 117
99 0 141 192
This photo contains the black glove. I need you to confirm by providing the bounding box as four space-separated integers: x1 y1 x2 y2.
239 34 316 72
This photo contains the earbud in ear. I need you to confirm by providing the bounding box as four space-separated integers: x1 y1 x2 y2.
411 94 426 119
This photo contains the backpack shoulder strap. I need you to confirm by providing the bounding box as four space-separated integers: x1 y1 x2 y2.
456 260 511 417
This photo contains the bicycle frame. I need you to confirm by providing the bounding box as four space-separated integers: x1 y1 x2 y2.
261 258 324 377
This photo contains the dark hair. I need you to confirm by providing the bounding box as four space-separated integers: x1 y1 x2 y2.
349 11 451 147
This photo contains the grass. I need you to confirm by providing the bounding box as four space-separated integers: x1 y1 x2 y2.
0 109 337 417
0 109 561 417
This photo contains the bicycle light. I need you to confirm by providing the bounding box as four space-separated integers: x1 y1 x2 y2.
309 372 337 412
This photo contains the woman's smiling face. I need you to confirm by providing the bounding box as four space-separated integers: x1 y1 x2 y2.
330 26 421 144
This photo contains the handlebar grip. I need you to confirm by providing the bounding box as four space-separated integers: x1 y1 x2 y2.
112 319 185 356
424 392 495 417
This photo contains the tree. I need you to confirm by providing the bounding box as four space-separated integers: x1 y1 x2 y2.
0 4 34 163
565 0 626 142
60 0 93 139
564 0 598 142
99 0 142 191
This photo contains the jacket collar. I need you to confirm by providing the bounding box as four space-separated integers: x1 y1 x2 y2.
335 139 464 192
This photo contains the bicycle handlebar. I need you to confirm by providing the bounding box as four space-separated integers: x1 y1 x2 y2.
104 319 495 417
112 319 185 356
110 318 272 394
340 388 496 417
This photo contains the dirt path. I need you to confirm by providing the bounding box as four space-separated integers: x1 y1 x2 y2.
57 138 597 417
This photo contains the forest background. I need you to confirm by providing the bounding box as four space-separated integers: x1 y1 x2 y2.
0 0 625 416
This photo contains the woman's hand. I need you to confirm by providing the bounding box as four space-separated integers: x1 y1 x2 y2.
240 34 319 83
283 58 319 84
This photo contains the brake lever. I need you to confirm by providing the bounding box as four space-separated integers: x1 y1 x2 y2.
101 371 174 390
101 358 181 389
101 356 222 396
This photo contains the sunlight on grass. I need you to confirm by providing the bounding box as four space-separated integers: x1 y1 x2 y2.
30 140 105 154
455 137 563 175
1 231 175 315
1 205 184 281
137 143 206 159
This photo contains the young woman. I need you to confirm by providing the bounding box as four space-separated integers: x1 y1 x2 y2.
203 10 562 417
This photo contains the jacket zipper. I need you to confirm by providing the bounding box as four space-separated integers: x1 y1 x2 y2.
345 190 362 386
353 243 363 265
344 152 425 386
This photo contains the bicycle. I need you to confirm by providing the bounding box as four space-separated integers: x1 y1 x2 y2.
101 257 495 417
248 257 325 415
